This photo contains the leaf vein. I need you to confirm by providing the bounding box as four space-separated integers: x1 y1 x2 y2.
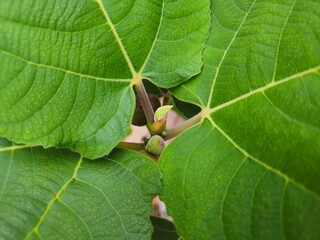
114 0 136 27
18 72 68 125
61 77 82 131
107 158 142 183
42 220 72 240
94 0 136 76
76 86 131 143
0 63 29 94
75 178 128 236
220 156 247 240
59 199 93 240
0 49 132 82
140 0 164 74
249 170 267 240
280 180 288 240
206 0 257 108
180 84 206 107
209 65 320 113
207 117 320 200
24 156 83 239
0 150 14 201
1 17 108 34
272 0 296 82
0 144 38 153
182 128 214 204
262 91 319 132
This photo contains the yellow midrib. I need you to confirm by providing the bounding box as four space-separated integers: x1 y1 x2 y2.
0 49 132 83
94 0 136 78
1 1 165 85
94 0 164 85
206 117 320 201
206 0 257 109
24 156 83 239
190 65 320 201
207 65 320 114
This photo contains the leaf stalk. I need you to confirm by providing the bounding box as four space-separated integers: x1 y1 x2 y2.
135 81 155 132
164 112 203 140
162 92 171 106
116 142 145 151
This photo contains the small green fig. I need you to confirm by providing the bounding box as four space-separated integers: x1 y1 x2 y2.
145 135 165 155
132 94 161 126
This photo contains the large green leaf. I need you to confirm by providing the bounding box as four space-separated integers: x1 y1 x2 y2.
150 216 179 240
160 0 320 239
0 137 161 239
0 0 211 159
172 96 201 119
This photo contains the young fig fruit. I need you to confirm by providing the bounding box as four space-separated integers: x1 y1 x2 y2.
145 135 165 155
132 94 161 126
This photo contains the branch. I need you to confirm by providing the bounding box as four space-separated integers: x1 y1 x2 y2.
162 92 171 106
164 113 203 140
116 142 145 151
135 81 155 127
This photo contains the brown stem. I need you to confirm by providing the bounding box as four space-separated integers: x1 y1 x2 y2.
164 113 203 140
135 81 155 127
162 92 171 106
138 150 159 163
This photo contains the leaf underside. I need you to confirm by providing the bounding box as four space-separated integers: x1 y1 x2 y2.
0 0 211 159
0 137 161 240
172 96 201 119
154 105 173 121
150 216 179 240
161 0 320 239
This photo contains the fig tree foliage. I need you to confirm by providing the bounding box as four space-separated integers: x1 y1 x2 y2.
0 0 319 239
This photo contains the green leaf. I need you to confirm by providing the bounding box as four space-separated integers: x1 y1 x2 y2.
0 0 211 159
172 96 201 119
154 105 173 121
171 0 320 108
143 79 163 97
0 137 161 239
150 216 179 240
160 0 320 239
160 120 320 240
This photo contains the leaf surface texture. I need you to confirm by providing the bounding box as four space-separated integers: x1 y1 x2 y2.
160 0 320 239
0 0 211 158
150 216 179 240
0 137 161 239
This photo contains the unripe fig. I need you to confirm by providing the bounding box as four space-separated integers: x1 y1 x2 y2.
145 135 165 155
132 94 161 126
